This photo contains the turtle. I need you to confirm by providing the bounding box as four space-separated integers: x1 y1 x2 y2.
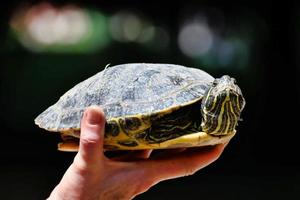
35 63 245 151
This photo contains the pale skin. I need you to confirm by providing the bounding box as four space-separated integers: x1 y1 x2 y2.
48 106 228 200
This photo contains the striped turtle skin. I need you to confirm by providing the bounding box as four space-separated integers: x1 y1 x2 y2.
35 63 245 151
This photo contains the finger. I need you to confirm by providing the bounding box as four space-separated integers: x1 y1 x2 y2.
75 106 106 168
112 150 153 161
138 144 226 182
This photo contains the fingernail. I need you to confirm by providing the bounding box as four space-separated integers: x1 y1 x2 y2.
86 109 101 125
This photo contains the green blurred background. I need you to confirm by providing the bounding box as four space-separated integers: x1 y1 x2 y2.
0 0 299 199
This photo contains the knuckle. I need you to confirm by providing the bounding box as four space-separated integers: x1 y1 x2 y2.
72 155 90 175
80 137 98 147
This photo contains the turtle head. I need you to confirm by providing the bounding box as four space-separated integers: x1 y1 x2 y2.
201 75 245 136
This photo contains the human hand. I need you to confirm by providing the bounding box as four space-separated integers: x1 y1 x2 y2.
48 106 227 200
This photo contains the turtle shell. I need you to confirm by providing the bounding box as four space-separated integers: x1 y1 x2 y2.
35 63 233 151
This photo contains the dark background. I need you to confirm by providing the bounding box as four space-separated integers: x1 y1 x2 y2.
0 0 299 199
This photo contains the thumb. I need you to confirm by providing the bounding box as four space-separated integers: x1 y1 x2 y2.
75 106 106 168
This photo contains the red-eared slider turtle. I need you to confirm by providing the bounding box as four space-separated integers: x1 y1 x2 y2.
35 63 245 151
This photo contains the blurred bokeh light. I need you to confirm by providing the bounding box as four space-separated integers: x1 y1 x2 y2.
178 14 250 71
178 18 214 57
109 11 170 50
109 11 144 42
10 2 110 53
9 3 172 54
